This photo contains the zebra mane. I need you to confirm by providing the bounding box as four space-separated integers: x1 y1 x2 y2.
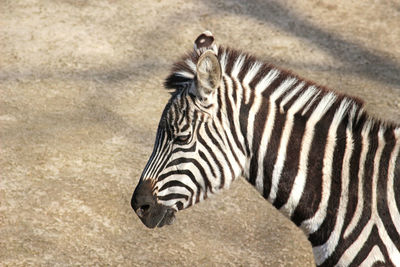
164 46 399 130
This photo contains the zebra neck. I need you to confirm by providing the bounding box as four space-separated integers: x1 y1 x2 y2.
237 74 368 236
239 76 400 261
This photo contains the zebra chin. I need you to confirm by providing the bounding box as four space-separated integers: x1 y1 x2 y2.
133 201 176 229
143 207 176 229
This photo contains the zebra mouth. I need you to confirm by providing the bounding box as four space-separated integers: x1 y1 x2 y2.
157 208 176 228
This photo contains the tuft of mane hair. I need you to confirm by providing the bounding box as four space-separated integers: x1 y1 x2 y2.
164 44 400 129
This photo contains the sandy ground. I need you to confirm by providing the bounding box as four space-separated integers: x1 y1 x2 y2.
1 0 400 266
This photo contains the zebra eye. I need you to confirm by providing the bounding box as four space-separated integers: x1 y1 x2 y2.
174 134 190 144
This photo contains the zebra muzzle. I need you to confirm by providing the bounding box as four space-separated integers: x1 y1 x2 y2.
131 179 176 228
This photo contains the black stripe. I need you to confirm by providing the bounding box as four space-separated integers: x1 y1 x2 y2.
165 157 212 193
229 74 238 104
197 126 226 188
221 127 243 176
172 103 179 133
318 225 389 267
248 86 272 186
343 120 375 246
237 55 256 82
223 76 246 155
159 180 194 197
204 123 234 188
210 121 226 146
348 225 391 267
377 128 400 250
341 110 366 236
249 64 273 90
225 49 240 76
142 129 164 176
248 100 267 185
261 93 287 199
150 136 172 177
239 100 251 156
158 193 189 201
216 83 223 123
147 133 170 178
309 107 347 246
291 101 337 223
158 170 202 202
199 150 217 178
172 143 196 154
394 137 400 228
272 114 305 209
177 109 186 126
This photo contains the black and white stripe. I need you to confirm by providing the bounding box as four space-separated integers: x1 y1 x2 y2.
136 32 400 266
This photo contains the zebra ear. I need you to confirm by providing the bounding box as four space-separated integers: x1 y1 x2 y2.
194 50 221 99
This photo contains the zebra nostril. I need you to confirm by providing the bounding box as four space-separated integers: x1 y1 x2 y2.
137 204 150 218
132 179 157 220
141 204 150 212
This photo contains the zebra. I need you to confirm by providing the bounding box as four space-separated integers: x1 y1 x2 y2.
131 31 400 266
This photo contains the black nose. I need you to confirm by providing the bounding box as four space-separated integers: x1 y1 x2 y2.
131 179 156 219
131 179 175 228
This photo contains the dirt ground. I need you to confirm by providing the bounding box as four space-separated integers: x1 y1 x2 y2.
1 0 400 266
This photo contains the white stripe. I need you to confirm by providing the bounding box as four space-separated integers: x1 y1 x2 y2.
302 99 352 235
387 129 400 237
246 68 279 154
254 77 297 192
376 217 400 265
342 126 400 265
231 76 243 107
335 220 374 266
228 72 247 154
312 101 354 265
219 51 228 74
343 120 373 238
371 127 385 216
223 76 247 164
373 128 400 264
301 91 320 115
144 133 169 179
196 143 223 191
149 134 172 178
231 55 245 78
243 62 262 104
268 86 317 203
185 58 197 73
159 199 190 209
158 185 192 197
281 92 337 217
213 80 243 184
196 153 219 193
359 246 385 267
212 44 218 55
157 174 197 198
201 123 235 189
279 82 305 113
175 70 195 79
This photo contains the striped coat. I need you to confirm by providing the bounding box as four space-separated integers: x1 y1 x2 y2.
132 31 400 266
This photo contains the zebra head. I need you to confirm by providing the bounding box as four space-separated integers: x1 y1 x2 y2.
131 32 246 228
